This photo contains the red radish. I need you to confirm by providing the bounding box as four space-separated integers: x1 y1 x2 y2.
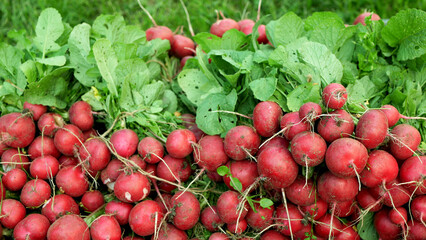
194 135 228 172
20 179 51 208
105 200 133 225
210 18 240 37
314 213 344 238
294 225 313 240
332 200 356 217
260 230 288 240
223 160 258 192
79 138 111 171
411 195 426 222
154 193 172 214
380 105 400 127
41 194 80 222
0 112 35 148
2 168 27 191
156 223 188 240
227 218 247 234
23 102 47 121
285 175 316 206
58 156 78 167
257 136 289 156
69 101 94 131
81 190 105 212
389 207 407 225
257 25 268 44
157 155 191 192
356 188 382 212
30 155 60 179
299 102 322 122
47 214 90 240
353 12 381 25
146 26 174 43
171 35 195 58
171 191 201 230
317 171 359 203
13 214 50 240
280 112 310 141
90 215 121 240
300 197 328 220
257 146 298 189
275 203 303 236
181 113 205 141
238 19 255 34
207 170 223 182
201 206 224 232
0 142 7 155
322 83 348 109
209 232 229 240
129 154 147 170
336 226 361 240
28 136 60 160
291 131 327 167
407 220 426 239
0 199 26 229
389 124 421 160
370 179 410 207
317 109 354 142
253 101 282 137
100 159 124 189
54 124 84 156
114 171 150 203
82 128 97 141
37 113 65 137
355 109 388 149
180 56 193 69
110 129 139 158
129 200 164 236
374 209 401 240
55 166 89 197
325 138 368 178
166 129 196 158
1 148 30 171
138 136 164 164
246 201 274 231
360 150 399 188
217 191 248 224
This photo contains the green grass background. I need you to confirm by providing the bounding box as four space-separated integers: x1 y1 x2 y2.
1 0 424 41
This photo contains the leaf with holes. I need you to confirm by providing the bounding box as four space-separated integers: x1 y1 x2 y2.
33 8 64 56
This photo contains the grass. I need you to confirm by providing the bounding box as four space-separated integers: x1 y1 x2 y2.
0 0 424 41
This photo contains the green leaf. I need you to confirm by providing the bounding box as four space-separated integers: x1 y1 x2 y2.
193 33 221 53
381 9 426 61
0 43 24 83
33 8 64 56
249 77 277 101
36 56 66 66
266 12 305 47
162 90 178 113
137 39 170 59
93 39 118 97
81 87 105 111
115 59 150 91
114 25 145 44
92 14 126 43
347 76 378 104
357 212 379 240
230 177 243 192
287 83 321 111
20 60 37 84
216 166 230 176
141 81 164 106
304 12 344 31
259 198 274 209
193 30 248 53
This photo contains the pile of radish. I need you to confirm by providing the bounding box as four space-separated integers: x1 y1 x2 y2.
0 80 424 239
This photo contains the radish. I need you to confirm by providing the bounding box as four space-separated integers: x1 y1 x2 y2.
41 194 80 222
209 232 229 240
207 170 223 182
291 131 327 167
58 156 79 167
54 124 84 156
30 155 60 179
55 166 89 197
37 113 64 137
90 215 121 240
314 214 344 238
194 135 228 172
257 25 268 44
28 136 61 160
317 171 359 203
2 168 27 191
180 56 193 69
210 18 240 37
380 104 426 127
82 128 97 141
300 197 328 220
275 203 303 236
294 224 314 240
166 129 196 158
238 19 255 34
114 171 150 203
317 109 354 143
399 156 425 194
47 214 90 240
355 109 388 149
201 206 224 232
23 101 47 121
360 150 399 188
129 200 164 236
13 214 50 240
388 207 407 225
353 12 381 25
0 112 35 148
356 188 382 212
0 199 26 229
217 191 248 224
137 136 164 164
146 26 174 43
389 124 421 160
227 218 247 234
332 200 356 217
299 102 322 122
105 200 133 225
223 160 258 192
374 209 401 240
69 101 94 131
129 154 147 170
260 230 288 240
100 159 124 190
370 179 410 207
253 101 282 137
171 34 195 58
257 136 289 156
156 155 191 191
280 112 310 141
81 190 105 212
407 220 426 239
322 83 348 109
20 179 51 208
154 193 172 214
171 191 201 230
411 195 425 222
110 129 139 158
285 175 316 206
181 113 205 141
79 138 111 171
257 146 298 189
335 226 361 240
246 200 274 231
156 223 188 240
1 148 30 172
325 138 368 178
